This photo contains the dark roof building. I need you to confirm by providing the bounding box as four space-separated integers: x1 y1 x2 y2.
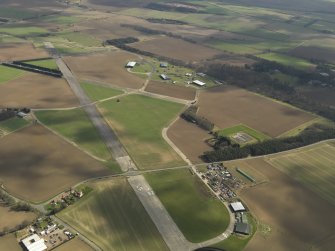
234 222 250 235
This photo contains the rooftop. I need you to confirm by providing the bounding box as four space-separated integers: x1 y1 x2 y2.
230 201 246 212
22 234 47 251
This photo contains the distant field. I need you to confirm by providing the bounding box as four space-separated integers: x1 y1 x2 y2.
266 141 335 205
25 59 58 70
80 82 123 102
145 81 196 101
54 238 93 251
36 109 111 161
217 124 271 143
0 125 111 202
0 72 79 109
131 36 222 62
0 234 21 251
58 178 168 251
0 43 49 61
256 52 316 70
64 51 145 89
0 65 24 84
238 157 335 251
197 85 316 137
0 206 36 232
99 94 185 169
145 169 230 242
0 26 48 36
0 117 29 134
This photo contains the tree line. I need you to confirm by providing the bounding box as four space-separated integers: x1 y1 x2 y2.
202 124 335 162
181 106 214 131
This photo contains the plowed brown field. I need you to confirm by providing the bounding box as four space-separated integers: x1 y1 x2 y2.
64 51 145 89
145 81 196 100
0 125 111 202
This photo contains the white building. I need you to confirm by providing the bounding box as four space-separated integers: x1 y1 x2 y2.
192 80 206 86
126 61 136 68
230 202 246 212
22 234 47 251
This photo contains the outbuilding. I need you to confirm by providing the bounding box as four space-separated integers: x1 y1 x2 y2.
126 61 136 68
230 202 246 212
160 62 168 68
192 80 206 87
234 222 250 235
22 234 47 251
160 74 170 80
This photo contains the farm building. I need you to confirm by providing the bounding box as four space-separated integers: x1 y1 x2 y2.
160 74 170 80
230 202 246 212
22 234 47 251
160 62 168 68
192 80 206 87
126 61 136 68
17 111 28 118
234 222 250 235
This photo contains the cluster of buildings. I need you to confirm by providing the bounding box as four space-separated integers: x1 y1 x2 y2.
230 202 250 235
126 60 207 87
200 163 242 201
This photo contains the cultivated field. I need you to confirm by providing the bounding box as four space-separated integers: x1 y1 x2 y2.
36 108 112 161
0 125 111 202
25 59 58 70
0 65 25 84
58 178 168 251
0 43 49 61
0 117 29 134
64 51 145 89
167 118 212 163
99 94 185 169
0 206 36 232
197 85 316 137
0 72 79 109
236 158 335 251
289 46 335 64
145 81 196 100
0 234 21 251
266 141 335 206
54 238 93 251
145 169 230 243
131 36 222 62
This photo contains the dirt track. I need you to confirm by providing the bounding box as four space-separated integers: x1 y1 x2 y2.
0 125 111 202
198 85 315 137
239 158 335 251
145 81 196 101
0 72 79 109
64 51 145 89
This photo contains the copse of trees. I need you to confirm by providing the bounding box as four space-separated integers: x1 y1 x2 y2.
181 106 214 131
0 109 16 122
202 124 335 162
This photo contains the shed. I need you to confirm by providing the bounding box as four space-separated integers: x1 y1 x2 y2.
22 234 47 251
192 80 206 86
160 62 168 68
160 74 170 80
234 222 250 235
126 61 136 68
230 202 246 212
17 112 28 118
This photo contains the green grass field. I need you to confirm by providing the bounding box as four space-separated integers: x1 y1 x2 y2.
80 82 124 102
0 65 25 84
35 109 111 161
256 53 316 70
99 94 185 169
25 59 58 70
58 178 168 251
145 169 230 242
266 141 335 205
0 117 29 133
0 27 48 36
217 124 271 144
